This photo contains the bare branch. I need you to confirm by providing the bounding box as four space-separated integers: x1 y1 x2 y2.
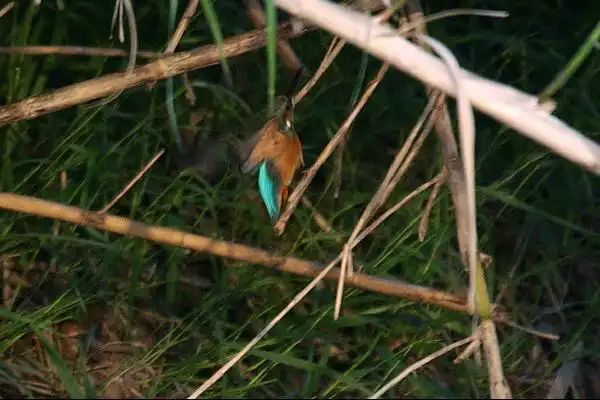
275 0 600 177
0 22 312 126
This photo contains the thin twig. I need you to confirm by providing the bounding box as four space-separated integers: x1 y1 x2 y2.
293 36 346 104
331 90 441 319
0 22 312 126
421 31 511 399
496 316 560 341
0 2 15 19
246 0 305 73
420 35 483 314
98 149 165 214
370 335 476 398
275 63 390 235
0 192 474 315
0 45 162 58
300 196 334 233
0 193 558 339
355 171 444 246
275 0 600 177
187 255 342 398
165 0 200 54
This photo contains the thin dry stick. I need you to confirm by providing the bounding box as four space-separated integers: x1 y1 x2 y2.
98 149 165 214
246 0 305 73
333 172 444 319
0 46 162 58
420 35 479 313
275 63 390 235
332 91 441 319
370 335 476 399
165 0 200 54
159 0 199 100
495 317 559 341
187 255 342 398
0 2 14 19
454 336 482 365
275 0 600 177
293 4 397 105
0 193 557 341
0 22 311 126
0 192 474 315
404 1 470 266
293 36 346 104
419 168 446 241
330 6 400 200
421 32 511 399
355 171 444 245
300 196 334 233
334 243 352 319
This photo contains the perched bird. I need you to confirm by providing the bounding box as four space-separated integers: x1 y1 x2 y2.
241 95 304 222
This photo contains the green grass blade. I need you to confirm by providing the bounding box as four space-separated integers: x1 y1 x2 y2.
539 20 600 100
265 0 277 114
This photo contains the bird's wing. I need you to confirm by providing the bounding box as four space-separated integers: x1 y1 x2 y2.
241 118 284 174
258 161 283 221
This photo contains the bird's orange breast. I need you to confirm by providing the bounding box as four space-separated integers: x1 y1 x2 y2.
273 133 303 186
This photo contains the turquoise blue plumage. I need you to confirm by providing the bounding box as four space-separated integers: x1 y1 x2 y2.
258 161 282 221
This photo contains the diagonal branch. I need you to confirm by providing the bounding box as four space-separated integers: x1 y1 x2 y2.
0 192 472 315
274 0 600 177
0 22 312 127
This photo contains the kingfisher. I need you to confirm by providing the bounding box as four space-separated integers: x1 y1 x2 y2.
175 69 305 223
241 92 304 222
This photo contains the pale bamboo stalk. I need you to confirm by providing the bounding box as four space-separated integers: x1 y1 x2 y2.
274 0 600 177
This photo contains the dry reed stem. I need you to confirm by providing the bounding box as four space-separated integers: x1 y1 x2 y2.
334 93 439 319
333 173 444 318
292 4 396 105
246 0 305 73
300 196 334 233
275 0 600 178
153 0 199 98
370 335 477 398
409 4 510 397
0 45 161 58
481 319 512 397
347 91 440 247
98 149 165 214
402 0 472 308
356 171 444 245
0 22 311 126
0 192 475 315
294 36 346 104
165 0 200 54
0 2 14 19
275 63 390 235
187 255 342 398
420 33 481 310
